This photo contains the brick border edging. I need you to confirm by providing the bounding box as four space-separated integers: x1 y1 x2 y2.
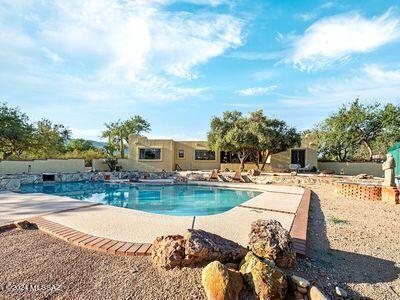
289 188 311 257
29 217 153 256
0 222 17 232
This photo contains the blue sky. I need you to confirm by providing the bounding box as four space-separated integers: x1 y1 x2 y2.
1 0 400 141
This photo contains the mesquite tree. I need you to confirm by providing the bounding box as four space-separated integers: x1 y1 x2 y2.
207 110 300 171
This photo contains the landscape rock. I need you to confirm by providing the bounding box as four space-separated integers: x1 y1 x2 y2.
225 263 239 271
202 261 243 300
247 169 261 176
151 235 186 269
240 251 287 300
321 169 335 175
13 220 32 229
309 286 329 300
0 178 21 191
248 219 296 268
355 173 372 180
335 286 348 298
184 229 247 265
291 275 310 288
294 291 305 299
173 176 188 183
297 286 308 294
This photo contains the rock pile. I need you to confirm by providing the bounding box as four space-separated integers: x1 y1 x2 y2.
152 220 333 300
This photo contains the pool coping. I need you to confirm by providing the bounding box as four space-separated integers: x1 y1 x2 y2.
1 183 311 258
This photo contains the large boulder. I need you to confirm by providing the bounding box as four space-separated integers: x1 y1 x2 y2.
151 235 186 269
240 251 287 300
248 219 296 269
152 230 247 269
184 229 247 265
202 261 243 300
309 286 329 300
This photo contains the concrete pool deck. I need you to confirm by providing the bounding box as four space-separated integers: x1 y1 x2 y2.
1 181 310 257
0 191 97 224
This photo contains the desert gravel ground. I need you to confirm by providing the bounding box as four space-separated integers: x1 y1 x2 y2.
0 228 205 299
292 184 400 300
1 184 399 299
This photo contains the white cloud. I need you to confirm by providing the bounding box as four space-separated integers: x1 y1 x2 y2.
238 85 278 96
290 9 400 71
279 64 400 108
0 0 244 103
70 128 101 140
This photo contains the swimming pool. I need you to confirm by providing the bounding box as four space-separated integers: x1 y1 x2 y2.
19 182 261 216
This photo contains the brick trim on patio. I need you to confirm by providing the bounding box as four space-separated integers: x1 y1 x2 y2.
289 188 311 257
29 217 153 256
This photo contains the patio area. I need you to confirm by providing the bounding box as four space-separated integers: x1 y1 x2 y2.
0 182 309 256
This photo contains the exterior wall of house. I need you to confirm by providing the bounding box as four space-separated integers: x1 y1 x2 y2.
269 148 318 171
124 135 317 172
0 159 85 174
125 136 220 172
174 141 220 171
127 136 175 172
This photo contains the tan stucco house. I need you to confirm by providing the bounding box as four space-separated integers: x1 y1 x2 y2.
121 135 220 172
117 135 317 172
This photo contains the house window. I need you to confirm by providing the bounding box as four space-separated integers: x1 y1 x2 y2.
139 148 161 160
195 150 216 160
178 149 185 158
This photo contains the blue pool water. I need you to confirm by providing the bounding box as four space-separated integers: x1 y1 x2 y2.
19 182 261 216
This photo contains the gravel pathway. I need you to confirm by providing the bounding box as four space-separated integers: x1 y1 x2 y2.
1 184 399 299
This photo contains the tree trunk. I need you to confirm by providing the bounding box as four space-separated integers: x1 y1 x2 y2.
238 151 250 171
260 150 270 171
363 140 373 161
251 151 260 169
119 129 125 159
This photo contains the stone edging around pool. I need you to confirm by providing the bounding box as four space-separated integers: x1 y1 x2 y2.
1 187 311 257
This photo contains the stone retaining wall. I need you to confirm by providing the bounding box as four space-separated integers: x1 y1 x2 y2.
0 171 177 191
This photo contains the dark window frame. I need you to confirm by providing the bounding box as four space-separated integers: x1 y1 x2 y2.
194 149 216 161
139 148 162 160
178 149 185 158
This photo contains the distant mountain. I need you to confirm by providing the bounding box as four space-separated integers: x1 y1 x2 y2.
86 140 128 155
86 140 107 149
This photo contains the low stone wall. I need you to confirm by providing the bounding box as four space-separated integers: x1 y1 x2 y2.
178 171 383 186
335 182 382 202
0 171 178 192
